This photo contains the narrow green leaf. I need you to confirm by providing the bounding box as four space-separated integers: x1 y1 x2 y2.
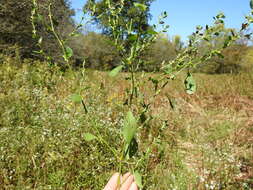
216 12 225 19
83 133 97 141
38 37 43 44
46 26 53 32
196 25 203 31
162 11 168 18
69 32 80 37
146 28 158 35
123 137 138 159
250 0 253 9
134 2 147 11
109 65 123 77
33 50 43 54
122 111 137 144
133 171 143 188
128 34 138 41
184 72 196 95
70 94 82 103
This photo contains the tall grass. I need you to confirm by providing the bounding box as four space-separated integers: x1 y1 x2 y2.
0 56 252 189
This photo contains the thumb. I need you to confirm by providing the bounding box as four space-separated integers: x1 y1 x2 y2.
103 173 121 190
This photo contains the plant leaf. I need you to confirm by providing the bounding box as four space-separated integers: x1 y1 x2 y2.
122 111 137 144
65 46 73 60
37 14 43 22
109 65 123 77
69 32 80 37
216 12 225 19
223 36 232 48
133 2 147 11
250 0 253 9
83 133 97 141
133 171 143 188
163 64 173 75
212 50 224 58
184 72 196 95
146 28 158 35
38 37 43 44
128 34 138 41
124 137 138 159
70 94 82 103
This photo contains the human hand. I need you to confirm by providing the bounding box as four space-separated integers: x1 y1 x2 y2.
103 172 138 190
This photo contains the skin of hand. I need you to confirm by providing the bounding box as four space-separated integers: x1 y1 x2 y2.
103 172 138 190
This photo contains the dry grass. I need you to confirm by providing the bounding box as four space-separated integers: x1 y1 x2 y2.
0 57 253 189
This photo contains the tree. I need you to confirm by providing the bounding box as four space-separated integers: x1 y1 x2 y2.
0 0 34 57
0 0 75 60
83 0 160 72
172 35 184 52
141 34 178 71
81 32 120 69
83 0 155 35
192 26 249 74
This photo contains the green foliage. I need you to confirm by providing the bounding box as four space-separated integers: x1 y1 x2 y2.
214 44 247 74
173 35 184 52
134 2 147 11
184 72 196 94
192 26 249 74
81 32 121 70
70 94 83 103
83 133 97 141
1 0 253 189
84 0 155 35
0 0 33 55
1 59 253 189
109 65 124 77
31 0 77 67
122 111 137 144
133 171 143 188
0 0 75 61
78 4 253 187
85 0 169 108
0 58 253 189
63 46 74 62
141 34 178 71
241 46 253 71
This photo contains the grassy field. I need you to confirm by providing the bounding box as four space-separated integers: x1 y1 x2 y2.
0 57 253 189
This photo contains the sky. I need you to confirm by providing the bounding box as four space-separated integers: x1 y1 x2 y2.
70 0 251 42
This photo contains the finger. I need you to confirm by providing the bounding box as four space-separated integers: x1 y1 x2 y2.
103 173 121 190
120 175 134 190
122 172 131 183
129 182 138 190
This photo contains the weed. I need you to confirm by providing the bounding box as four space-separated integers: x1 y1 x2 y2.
1 0 253 189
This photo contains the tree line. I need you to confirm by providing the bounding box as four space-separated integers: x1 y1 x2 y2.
0 0 251 73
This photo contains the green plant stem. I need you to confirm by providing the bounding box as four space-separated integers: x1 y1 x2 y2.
90 125 118 160
129 64 135 106
97 136 119 159
48 3 70 69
